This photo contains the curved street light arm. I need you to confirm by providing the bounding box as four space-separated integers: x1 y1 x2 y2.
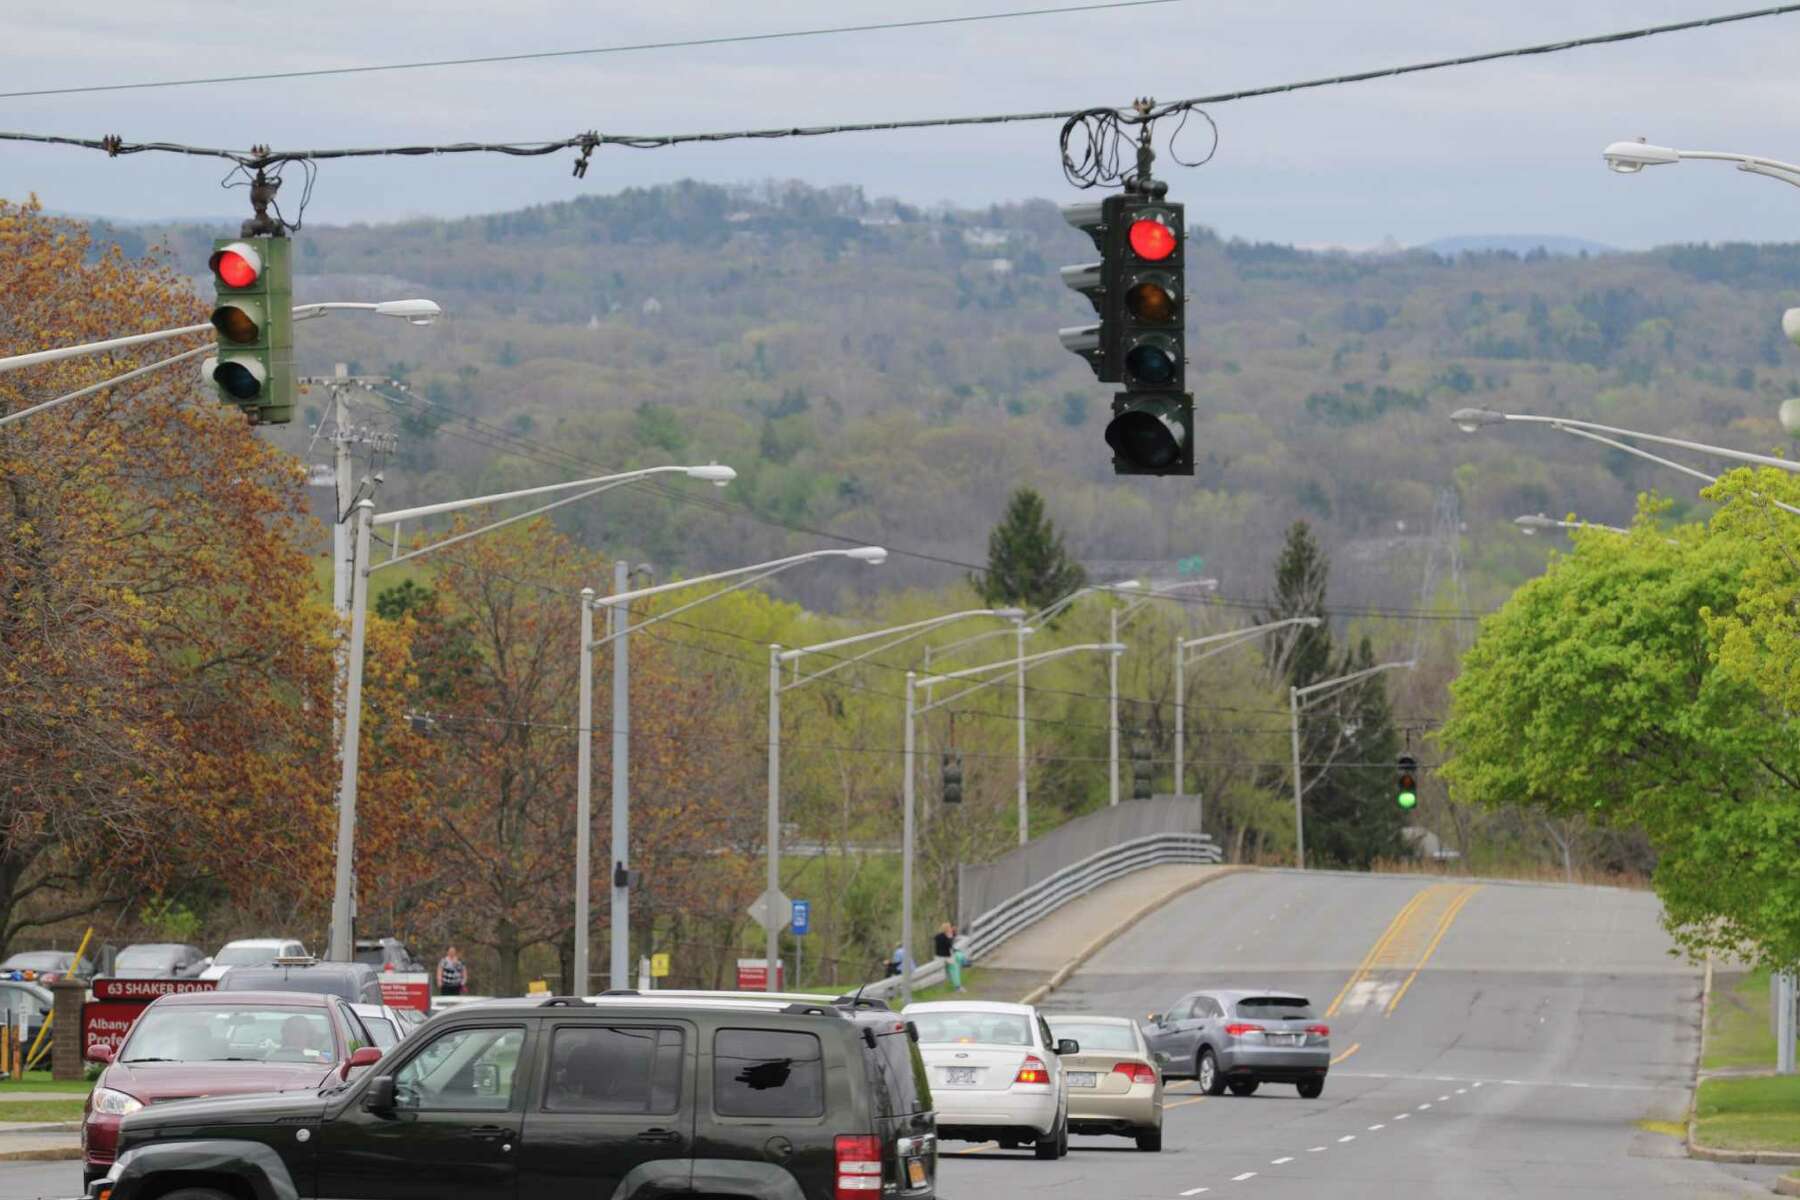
589 564 795 651
1500 411 1799 474
781 607 1021 692
599 546 882 610
917 641 1124 715
1294 659 1415 705
1555 425 1800 517
0 343 211 428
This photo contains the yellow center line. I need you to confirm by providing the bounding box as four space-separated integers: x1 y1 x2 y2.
1385 884 1481 1017
1166 1095 1207 1109
1324 886 1436 1017
947 1141 999 1155
1330 1041 1360 1066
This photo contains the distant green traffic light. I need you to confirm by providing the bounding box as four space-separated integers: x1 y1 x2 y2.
1397 754 1419 810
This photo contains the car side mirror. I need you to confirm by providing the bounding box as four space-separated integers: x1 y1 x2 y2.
363 1075 397 1112
1147 1012 1163 1025
86 1043 115 1065
1056 1039 1080 1056
341 1046 382 1080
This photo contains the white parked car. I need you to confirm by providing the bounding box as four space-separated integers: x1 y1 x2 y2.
198 938 308 981
902 999 1074 1159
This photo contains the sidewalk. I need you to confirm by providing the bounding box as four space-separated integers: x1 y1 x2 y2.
985 863 1232 973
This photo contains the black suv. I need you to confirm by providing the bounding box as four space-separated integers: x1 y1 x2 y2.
92 991 937 1200
216 958 384 1004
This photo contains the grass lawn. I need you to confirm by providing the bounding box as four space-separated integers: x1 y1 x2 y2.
1704 969 1778 1071
0 1071 92 1095
1694 1075 1800 1153
908 966 983 1004
0 1098 87 1123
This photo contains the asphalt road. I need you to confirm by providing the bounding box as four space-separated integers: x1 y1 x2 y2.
0 1158 79 1199
937 869 1785 1199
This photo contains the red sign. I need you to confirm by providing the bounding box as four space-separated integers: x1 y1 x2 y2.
379 974 431 1013
82 1000 145 1056
735 959 784 991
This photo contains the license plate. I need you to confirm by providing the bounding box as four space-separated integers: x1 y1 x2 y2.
1068 1071 1098 1088
1273 1034 1302 1046
907 1157 928 1188
945 1066 980 1086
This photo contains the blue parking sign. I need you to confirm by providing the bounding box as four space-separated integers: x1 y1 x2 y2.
791 900 811 936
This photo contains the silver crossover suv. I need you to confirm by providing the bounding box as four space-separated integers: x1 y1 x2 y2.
1143 989 1330 1098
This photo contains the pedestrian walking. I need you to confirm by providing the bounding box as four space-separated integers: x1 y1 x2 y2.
437 945 468 996
934 922 964 992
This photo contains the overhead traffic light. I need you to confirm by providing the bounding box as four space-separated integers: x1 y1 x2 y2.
941 753 963 805
1397 755 1419 811
205 235 294 424
1059 182 1192 476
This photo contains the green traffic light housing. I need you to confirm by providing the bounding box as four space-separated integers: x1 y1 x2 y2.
206 235 294 424
1397 754 1419 810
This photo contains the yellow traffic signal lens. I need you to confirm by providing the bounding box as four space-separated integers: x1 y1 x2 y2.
211 305 260 345
1126 279 1177 322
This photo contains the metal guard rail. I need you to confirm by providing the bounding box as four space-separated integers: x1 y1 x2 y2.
858 830 1221 1001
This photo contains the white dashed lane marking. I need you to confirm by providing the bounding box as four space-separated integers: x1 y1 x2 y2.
1271 1156 1293 1164
1368 1123 1384 1131
1307 1145 1327 1152
1179 1189 1209 1196
1338 1134 1356 1143
1232 1172 1258 1182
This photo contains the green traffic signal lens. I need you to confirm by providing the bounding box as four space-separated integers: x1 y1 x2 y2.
1126 279 1177 323
1105 405 1185 470
213 360 263 401
1398 791 1418 810
1125 341 1179 386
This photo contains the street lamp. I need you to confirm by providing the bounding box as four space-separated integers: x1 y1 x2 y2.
1173 617 1322 819
1288 659 1414 869
1108 580 1217 806
1602 139 1800 190
763 606 1021 992
0 298 442 427
902 640 1125 1004
573 544 886 995
328 462 735 964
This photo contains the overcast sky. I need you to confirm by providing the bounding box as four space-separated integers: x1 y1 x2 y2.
3 0 1798 247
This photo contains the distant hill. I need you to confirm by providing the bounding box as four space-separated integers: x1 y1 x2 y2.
73 181 1800 615
1420 234 1618 258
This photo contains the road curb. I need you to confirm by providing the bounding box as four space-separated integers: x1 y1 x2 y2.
1685 957 1800 1167
1772 1172 1800 1196
0 1144 81 1163
1017 865 1253 1006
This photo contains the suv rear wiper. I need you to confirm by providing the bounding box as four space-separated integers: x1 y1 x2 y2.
122 1057 174 1063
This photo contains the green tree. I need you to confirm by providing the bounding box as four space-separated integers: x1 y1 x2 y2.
974 488 1085 615
1261 522 1405 867
1441 501 1800 966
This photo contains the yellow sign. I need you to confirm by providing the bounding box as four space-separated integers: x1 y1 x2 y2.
527 979 549 994
650 953 671 979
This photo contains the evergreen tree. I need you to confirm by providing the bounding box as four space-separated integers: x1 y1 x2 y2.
974 488 1086 615
1260 522 1406 868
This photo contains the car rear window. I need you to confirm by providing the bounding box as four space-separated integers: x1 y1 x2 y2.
909 1010 1033 1046
546 1026 683 1114
220 969 358 1001
1236 996 1315 1020
864 1025 932 1116
713 1029 824 1118
1047 1021 1138 1052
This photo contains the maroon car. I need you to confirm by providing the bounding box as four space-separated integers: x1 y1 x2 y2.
82 989 383 1187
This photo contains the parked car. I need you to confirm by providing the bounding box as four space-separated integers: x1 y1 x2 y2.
109 943 210 980
347 1002 419 1051
96 990 937 1200
904 999 1073 1159
81 989 385 1188
353 937 423 973
217 958 384 1005
1 949 93 984
1144 988 1330 1098
1045 1013 1163 1150
0 979 52 1064
198 938 309 981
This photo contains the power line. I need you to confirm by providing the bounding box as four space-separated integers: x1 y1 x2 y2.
0 2 1190 101
3 4 1794 169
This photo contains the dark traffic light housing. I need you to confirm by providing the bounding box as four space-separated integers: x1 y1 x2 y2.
942 753 963 805
1059 183 1192 476
1131 738 1154 800
1397 755 1419 810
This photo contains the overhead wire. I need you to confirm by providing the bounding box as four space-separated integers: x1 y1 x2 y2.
2 4 1795 170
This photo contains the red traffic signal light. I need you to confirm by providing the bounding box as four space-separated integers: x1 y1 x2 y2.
1127 215 1179 262
209 241 263 289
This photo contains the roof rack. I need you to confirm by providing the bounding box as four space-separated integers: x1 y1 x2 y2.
536 996 595 1007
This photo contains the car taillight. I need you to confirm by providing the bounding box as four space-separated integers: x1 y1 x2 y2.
1014 1054 1050 1084
1112 1061 1157 1084
1306 1024 1330 1037
1224 1023 1265 1038
835 1134 882 1197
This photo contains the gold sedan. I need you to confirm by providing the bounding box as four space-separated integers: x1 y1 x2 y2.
1046 1014 1164 1151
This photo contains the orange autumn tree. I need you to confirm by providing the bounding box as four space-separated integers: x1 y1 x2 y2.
383 517 759 994
0 199 432 950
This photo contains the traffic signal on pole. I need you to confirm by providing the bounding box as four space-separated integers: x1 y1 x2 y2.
1397 755 1419 811
205 235 294 424
1058 185 1192 476
1131 738 1154 800
942 753 963 805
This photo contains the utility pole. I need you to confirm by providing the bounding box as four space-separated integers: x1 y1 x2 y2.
609 559 631 991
